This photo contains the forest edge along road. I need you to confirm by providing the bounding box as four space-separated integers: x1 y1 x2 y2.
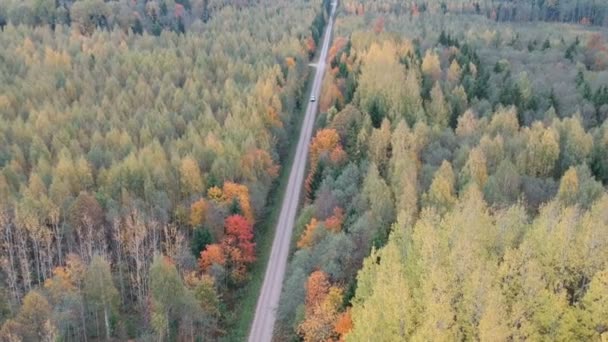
248 2 337 340
248 1 337 341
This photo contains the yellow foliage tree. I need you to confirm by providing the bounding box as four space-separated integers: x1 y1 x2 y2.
222 182 254 223
423 160 457 214
461 147 488 188
421 50 441 81
447 59 462 84
517 122 560 177
180 156 204 197
190 198 208 227
207 186 224 202
348 237 414 341
557 167 579 206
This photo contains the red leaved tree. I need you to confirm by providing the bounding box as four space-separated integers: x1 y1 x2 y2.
223 215 256 264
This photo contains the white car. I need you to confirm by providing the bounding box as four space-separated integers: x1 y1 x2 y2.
310 96 316 102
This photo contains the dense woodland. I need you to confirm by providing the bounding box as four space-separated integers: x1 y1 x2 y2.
0 0 330 340
276 1 608 341
1 0 608 341
342 0 608 26
0 0 283 35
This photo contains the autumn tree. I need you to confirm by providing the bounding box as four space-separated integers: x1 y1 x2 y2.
297 218 320 249
309 128 344 167
306 129 345 199
455 110 480 140
421 50 441 82
44 264 86 340
198 214 255 283
185 273 221 336
488 106 520 138
402 69 425 125
190 198 208 227
199 244 226 272
70 0 110 35
180 156 205 198
517 122 560 177
581 269 608 338
354 41 408 127
447 59 462 84
324 207 345 233
348 236 413 341
298 271 343 342
389 120 419 225
554 116 594 173
411 208 457 341
0 290 55 342
557 167 580 206
319 73 344 113
460 147 488 189
423 160 456 214
426 82 450 127
334 309 353 340
223 215 256 265
222 182 254 223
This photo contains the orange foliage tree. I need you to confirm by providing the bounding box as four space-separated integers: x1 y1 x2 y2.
309 129 344 167
319 73 344 113
297 218 319 249
334 309 353 340
44 266 76 304
241 148 280 184
297 208 344 250
285 57 296 68
298 271 343 342
328 37 348 66
198 215 256 282
305 129 346 200
324 207 344 232
199 244 226 272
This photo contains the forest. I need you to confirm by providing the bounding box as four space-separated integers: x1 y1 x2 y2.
0 0 330 340
275 0 608 341
1 0 608 341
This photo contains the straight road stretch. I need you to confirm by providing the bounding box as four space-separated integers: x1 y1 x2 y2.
247 2 338 341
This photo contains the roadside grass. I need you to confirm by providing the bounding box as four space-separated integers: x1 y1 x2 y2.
223 63 317 342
